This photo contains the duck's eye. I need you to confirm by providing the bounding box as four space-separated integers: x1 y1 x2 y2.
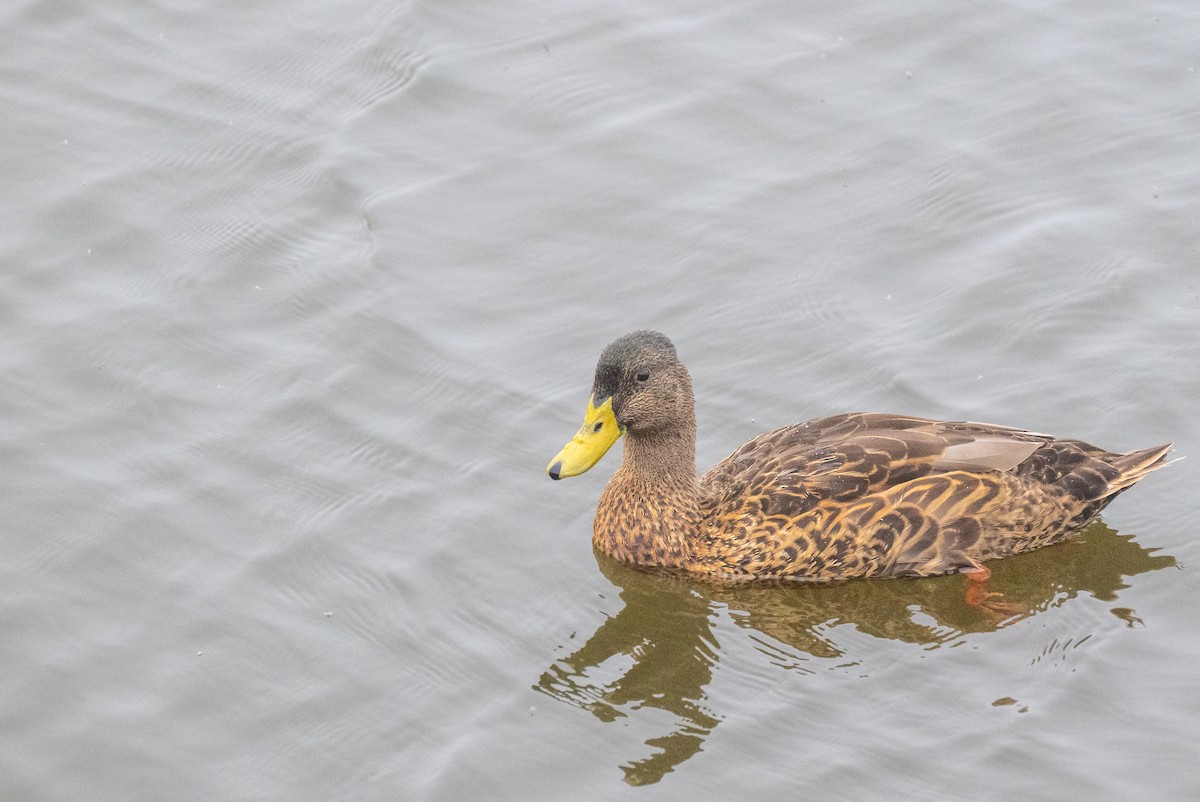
635 370 651 383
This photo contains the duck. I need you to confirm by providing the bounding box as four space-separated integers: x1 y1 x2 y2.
547 330 1174 582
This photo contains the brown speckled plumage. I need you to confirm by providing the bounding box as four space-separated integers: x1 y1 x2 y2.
551 331 1174 582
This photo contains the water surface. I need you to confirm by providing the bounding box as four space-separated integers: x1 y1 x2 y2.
2 0 1198 799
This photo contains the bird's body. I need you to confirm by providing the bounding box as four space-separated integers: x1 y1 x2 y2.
547 331 1173 582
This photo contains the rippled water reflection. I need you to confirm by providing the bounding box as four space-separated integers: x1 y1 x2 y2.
536 523 1174 784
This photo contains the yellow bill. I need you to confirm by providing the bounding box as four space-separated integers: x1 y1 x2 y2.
547 395 623 480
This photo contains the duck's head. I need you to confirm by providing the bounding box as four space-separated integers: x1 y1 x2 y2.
547 330 695 480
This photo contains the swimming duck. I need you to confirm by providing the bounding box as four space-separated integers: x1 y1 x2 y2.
547 330 1173 582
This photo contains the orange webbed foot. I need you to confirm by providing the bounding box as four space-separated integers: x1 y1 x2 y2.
961 564 1025 625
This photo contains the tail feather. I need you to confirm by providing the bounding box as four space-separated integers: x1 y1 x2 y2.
1104 443 1176 496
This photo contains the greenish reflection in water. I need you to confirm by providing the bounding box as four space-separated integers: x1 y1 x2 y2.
534 522 1174 786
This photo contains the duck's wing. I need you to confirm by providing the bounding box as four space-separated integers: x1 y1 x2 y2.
699 412 1051 521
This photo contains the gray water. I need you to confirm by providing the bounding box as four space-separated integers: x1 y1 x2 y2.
3 0 1199 799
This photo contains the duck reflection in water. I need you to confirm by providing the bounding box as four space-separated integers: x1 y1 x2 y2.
534 522 1174 786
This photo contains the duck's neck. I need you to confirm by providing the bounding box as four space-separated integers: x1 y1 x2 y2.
593 424 701 569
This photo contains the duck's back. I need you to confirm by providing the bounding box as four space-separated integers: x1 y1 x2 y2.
695 413 1172 580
